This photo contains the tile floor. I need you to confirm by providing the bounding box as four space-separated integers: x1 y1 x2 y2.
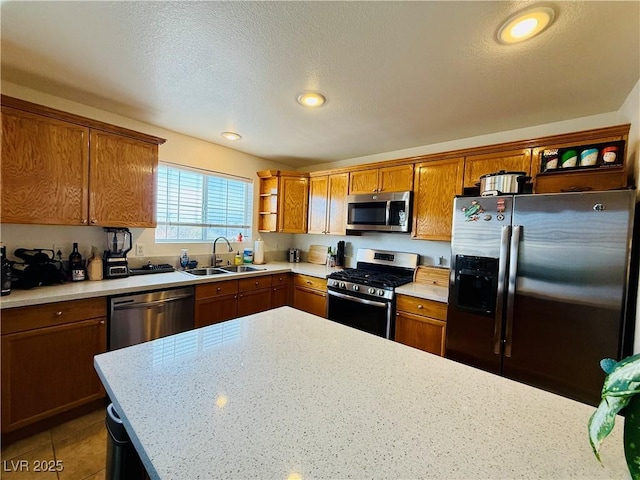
1 408 106 480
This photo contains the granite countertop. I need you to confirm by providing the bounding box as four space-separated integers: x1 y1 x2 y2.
0 262 336 309
94 307 626 480
395 282 449 303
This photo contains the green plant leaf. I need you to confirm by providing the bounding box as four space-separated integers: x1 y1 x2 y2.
590 354 640 463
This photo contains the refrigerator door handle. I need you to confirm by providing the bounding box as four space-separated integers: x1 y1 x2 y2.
504 224 522 357
493 225 511 354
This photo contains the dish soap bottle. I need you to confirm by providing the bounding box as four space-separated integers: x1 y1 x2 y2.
234 251 243 265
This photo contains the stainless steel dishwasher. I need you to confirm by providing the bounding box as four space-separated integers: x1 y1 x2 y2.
109 286 194 350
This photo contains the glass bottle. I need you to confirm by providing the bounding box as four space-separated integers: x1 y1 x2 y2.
69 242 86 281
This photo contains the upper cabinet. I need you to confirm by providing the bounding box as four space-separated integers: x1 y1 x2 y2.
412 158 464 241
1 96 165 227
463 149 532 189
349 164 414 194
308 173 348 235
257 170 309 233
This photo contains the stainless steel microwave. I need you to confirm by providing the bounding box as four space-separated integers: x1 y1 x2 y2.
346 191 412 233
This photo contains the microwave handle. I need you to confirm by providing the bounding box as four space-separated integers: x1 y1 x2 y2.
385 200 391 226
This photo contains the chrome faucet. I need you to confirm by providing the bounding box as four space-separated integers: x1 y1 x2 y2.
212 236 233 266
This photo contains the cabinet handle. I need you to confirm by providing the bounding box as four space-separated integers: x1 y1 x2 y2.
100 320 105 324
81 218 88 224
234 295 237 299
239 294 244 298
306 281 313 285
217 287 222 292
255 281 259 285
417 305 424 309
90 219 98 224
55 311 63 316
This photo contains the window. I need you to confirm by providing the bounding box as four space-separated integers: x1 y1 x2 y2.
155 163 253 242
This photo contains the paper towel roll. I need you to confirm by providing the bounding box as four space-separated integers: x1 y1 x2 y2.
254 238 265 264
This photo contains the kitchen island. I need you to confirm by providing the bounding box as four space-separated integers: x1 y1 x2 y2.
94 307 627 479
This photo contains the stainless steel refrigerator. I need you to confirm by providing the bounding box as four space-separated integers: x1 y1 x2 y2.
446 189 638 406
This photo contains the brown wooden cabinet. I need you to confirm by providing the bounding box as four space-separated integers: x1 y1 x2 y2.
292 274 327 317
257 170 309 233
412 158 464 241
1 299 107 434
271 273 292 308
463 148 532 189
395 294 447 356
0 95 165 227
532 128 629 193
349 164 413 194
194 280 240 328
307 173 348 235
237 276 272 317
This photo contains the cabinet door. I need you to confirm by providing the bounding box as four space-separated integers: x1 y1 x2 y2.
379 164 414 192
237 288 272 317
1 318 106 433
412 158 464 241
463 149 532 189
395 311 446 356
271 284 291 309
307 176 329 234
293 286 327 317
89 130 158 227
195 294 238 328
326 173 349 234
349 169 379 194
1 106 90 225
278 176 309 233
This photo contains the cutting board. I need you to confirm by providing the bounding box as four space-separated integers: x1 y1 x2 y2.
308 245 329 265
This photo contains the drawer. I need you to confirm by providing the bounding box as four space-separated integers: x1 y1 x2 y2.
238 275 271 292
396 294 447 321
195 280 239 300
271 273 291 286
2 298 107 335
293 274 327 291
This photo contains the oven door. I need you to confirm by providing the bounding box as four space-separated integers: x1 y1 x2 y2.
327 289 394 339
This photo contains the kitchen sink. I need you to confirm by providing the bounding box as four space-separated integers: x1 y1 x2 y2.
182 267 230 276
219 265 266 273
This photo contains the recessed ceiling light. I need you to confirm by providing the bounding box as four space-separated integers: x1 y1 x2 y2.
221 131 241 141
297 92 326 108
497 6 555 45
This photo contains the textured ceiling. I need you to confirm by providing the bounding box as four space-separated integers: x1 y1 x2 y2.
2 1 639 168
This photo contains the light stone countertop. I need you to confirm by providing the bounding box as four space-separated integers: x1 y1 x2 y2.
0 261 337 309
395 282 449 303
94 307 627 480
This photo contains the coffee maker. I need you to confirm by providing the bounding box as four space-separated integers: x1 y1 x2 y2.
103 228 132 278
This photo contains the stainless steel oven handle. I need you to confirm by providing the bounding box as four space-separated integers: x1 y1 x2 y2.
493 225 511 354
328 289 388 308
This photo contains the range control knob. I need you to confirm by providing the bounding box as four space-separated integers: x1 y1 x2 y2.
353 285 359 291
339 282 346 288
368 287 376 294
377 290 385 296
331 280 338 287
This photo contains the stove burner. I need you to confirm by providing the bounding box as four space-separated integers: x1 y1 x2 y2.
328 268 413 289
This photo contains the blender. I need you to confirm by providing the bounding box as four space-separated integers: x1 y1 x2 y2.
103 228 132 278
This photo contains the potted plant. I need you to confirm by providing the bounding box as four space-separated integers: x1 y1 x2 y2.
589 353 640 478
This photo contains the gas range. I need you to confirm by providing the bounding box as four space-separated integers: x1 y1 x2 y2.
327 249 418 301
327 249 419 339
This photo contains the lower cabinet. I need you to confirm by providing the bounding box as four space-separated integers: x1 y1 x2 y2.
271 273 292 308
395 294 447 356
292 274 327 317
195 273 293 328
195 280 240 328
1 299 107 434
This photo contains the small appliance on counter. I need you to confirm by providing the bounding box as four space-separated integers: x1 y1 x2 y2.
11 248 64 289
288 248 300 263
336 241 345 267
129 263 175 276
103 228 132 279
